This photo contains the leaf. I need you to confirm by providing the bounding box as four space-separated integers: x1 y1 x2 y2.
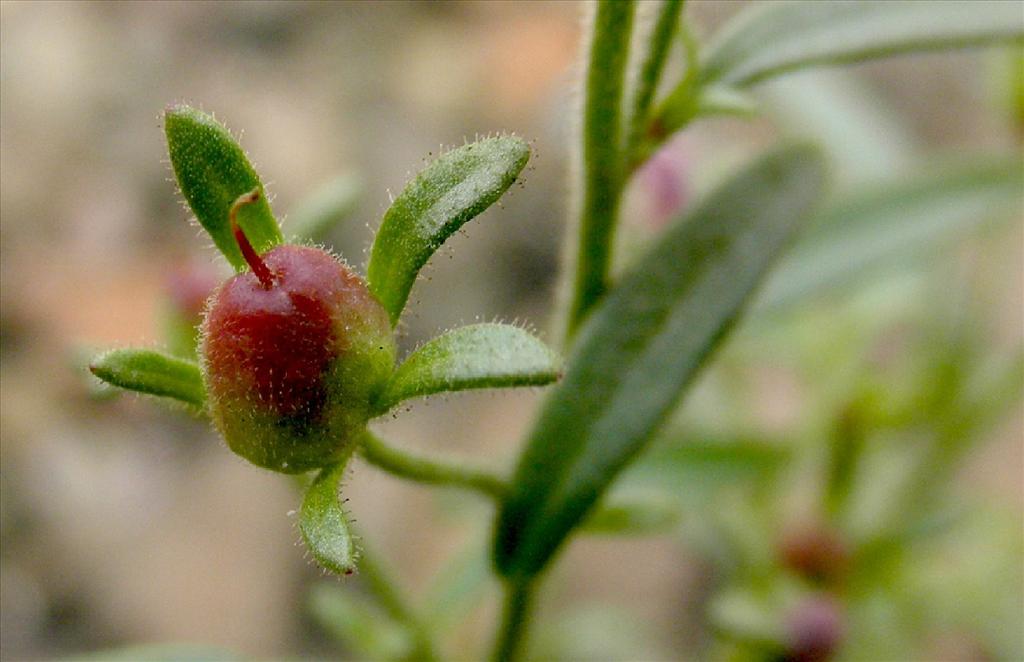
308 584 414 661
623 435 792 493
287 173 363 242
165 105 283 270
580 495 680 536
493 144 827 580
89 348 205 409
373 324 562 413
701 0 1024 87
299 460 358 576
423 540 492 633
366 137 531 325
756 158 1024 313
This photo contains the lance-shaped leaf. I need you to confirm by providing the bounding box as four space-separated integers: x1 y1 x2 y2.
89 348 205 409
287 173 363 242
373 324 561 414
165 105 283 270
701 0 1024 88
366 137 531 325
300 460 358 576
757 157 1024 313
493 144 827 580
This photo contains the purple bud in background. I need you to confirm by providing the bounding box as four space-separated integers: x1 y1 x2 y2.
636 134 690 230
784 594 846 662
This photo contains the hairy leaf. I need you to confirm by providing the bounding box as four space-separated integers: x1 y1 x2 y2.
493 144 827 579
300 460 358 576
165 105 282 270
701 0 1024 87
89 348 205 409
367 137 530 325
374 324 562 413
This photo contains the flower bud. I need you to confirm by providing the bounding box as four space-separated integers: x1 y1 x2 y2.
201 192 395 473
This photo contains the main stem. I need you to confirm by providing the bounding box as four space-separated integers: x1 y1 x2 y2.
565 0 635 339
492 579 536 662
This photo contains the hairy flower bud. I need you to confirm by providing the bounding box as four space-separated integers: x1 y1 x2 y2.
201 191 395 473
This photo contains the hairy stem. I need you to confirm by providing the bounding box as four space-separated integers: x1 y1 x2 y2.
360 429 507 499
566 0 636 339
491 579 536 662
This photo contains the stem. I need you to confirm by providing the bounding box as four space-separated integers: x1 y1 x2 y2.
566 0 636 340
229 188 274 288
359 429 507 500
491 579 536 662
357 536 441 662
624 0 684 166
635 16 701 172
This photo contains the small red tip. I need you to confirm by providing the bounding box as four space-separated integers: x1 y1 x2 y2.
229 189 275 288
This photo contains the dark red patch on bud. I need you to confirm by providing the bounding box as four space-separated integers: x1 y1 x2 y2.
205 247 342 417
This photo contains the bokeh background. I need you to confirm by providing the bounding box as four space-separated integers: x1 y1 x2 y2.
1 2 1021 660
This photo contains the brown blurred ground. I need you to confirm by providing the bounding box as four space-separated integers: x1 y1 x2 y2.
1 2 1020 660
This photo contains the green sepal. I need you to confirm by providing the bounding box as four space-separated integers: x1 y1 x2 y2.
164 105 283 270
89 348 205 409
373 323 562 414
287 173 363 242
701 0 1024 88
493 144 827 580
300 459 359 577
367 136 531 326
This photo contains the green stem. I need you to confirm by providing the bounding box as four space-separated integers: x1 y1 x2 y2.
361 430 674 534
491 579 537 662
625 0 684 166
636 15 701 170
566 0 636 340
360 429 507 499
356 537 441 662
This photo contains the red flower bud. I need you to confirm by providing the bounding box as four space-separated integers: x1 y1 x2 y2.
201 191 395 473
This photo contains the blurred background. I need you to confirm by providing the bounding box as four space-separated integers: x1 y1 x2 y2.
1 2 1020 660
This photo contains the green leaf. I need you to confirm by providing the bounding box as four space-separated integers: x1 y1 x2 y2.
366 137 531 325
580 495 680 536
287 173 363 242
624 435 792 493
308 584 414 661
299 460 358 576
89 348 205 409
701 0 1024 87
423 540 492 633
373 324 562 413
757 157 1024 313
493 144 827 580
165 105 283 270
